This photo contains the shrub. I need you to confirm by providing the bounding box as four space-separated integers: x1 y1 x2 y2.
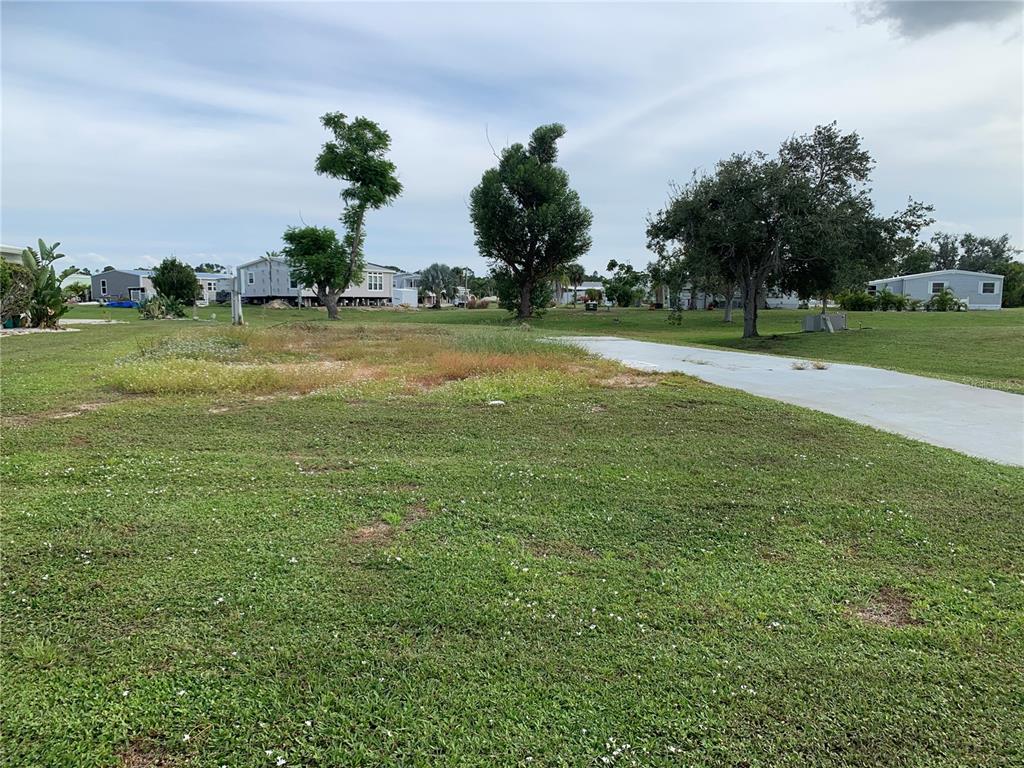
907 298 923 312
138 295 186 319
1 261 33 325
926 288 966 312
836 291 877 311
876 289 908 312
466 298 489 309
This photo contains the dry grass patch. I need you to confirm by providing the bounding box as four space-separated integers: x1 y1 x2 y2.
348 504 432 545
596 372 661 389
849 587 921 628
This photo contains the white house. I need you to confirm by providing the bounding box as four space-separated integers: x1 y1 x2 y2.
1 244 24 265
237 256 398 306
867 269 1003 310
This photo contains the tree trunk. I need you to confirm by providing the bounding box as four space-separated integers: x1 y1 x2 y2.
518 279 532 320
741 277 759 338
722 282 735 323
323 292 339 320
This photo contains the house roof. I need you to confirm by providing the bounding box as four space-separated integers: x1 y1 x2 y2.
196 272 231 280
869 268 1003 283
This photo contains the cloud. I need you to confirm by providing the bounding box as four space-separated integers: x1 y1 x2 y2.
1 2 1021 274
861 1 1022 39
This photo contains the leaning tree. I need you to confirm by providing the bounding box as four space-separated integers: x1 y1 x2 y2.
469 123 592 319
307 112 402 319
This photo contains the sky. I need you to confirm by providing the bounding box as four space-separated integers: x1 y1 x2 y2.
1 1 1022 275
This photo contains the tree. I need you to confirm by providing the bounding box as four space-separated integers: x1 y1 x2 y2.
648 123 919 337
468 274 496 298
469 123 593 319
930 233 960 270
194 262 227 273
314 112 402 319
566 262 586 305
152 258 200 304
958 233 1017 273
603 260 648 307
281 226 347 318
20 240 75 328
420 263 456 308
102 265 116 272
999 261 1024 308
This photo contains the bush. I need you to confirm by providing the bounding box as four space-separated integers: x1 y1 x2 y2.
876 289 908 312
138 294 186 319
836 291 877 311
466 298 489 310
1 261 33 325
926 288 966 312
907 298 923 312
152 258 200 305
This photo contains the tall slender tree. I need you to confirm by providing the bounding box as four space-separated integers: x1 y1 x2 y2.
311 112 402 319
469 124 592 319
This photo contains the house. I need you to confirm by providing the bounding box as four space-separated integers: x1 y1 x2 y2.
60 272 93 301
556 281 605 304
237 256 398 306
867 269 1003 310
92 269 154 303
1 244 24 265
91 268 231 304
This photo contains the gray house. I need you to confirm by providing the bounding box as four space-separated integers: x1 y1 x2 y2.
237 256 398 306
92 269 154 303
867 269 1003 309
92 268 231 304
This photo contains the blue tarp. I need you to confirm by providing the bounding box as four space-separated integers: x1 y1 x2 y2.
104 301 139 308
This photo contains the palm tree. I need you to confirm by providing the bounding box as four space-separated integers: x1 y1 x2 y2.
567 262 586 306
420 263 456 308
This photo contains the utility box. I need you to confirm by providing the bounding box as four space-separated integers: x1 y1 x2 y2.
584 301 598 312
802 313 847 333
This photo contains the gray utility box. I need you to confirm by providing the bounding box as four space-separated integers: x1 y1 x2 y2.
802 313 848 333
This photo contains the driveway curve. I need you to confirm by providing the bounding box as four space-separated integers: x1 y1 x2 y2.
564 336 1024 467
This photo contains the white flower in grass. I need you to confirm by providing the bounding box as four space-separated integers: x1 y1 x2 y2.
182 733 191 742
288 557 298 564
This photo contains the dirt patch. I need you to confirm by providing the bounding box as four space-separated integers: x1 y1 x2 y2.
291 455 358 475
348 504 431 545
525 538 601 560
595 373 660 389
849 587 921 628
117 741 176 767
589 404 608 413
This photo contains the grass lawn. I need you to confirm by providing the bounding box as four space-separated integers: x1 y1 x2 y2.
2 318 1022 766
62 303 1024 394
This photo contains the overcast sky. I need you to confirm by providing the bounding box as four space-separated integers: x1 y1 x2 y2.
2 1 1021 274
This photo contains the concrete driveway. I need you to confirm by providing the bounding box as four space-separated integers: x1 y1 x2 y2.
564 336 1024 467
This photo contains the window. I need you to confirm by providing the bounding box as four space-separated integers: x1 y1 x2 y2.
290 277 298 289
207 282 215 292
866 285 877 295
100 279 107 296
930 281 945 294
246 271 254 284
367 272 383 291
981 282 996 294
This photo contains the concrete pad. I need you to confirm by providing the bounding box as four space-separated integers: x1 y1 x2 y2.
562 336 1024 467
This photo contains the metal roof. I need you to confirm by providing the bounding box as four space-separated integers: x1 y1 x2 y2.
869 268 1003 283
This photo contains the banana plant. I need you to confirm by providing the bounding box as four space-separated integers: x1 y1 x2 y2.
21 239 75 328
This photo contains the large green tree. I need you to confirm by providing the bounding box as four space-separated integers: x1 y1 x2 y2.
648 124 927 337
281 226 347 317
152 258 201 305
313 112 402 319
469 123 593 319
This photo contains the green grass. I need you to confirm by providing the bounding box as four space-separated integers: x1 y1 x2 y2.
63 303 1024 393
2 319 1022 766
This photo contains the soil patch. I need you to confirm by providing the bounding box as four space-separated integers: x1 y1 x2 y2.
596 373 660 389
849 587 921 628
348 504 431 545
